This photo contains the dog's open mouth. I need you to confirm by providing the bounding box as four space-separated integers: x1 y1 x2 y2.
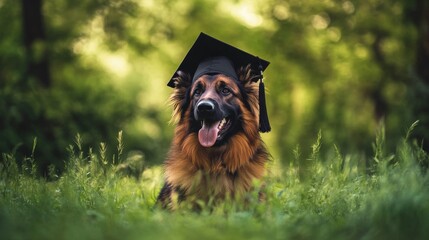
198 117 231 147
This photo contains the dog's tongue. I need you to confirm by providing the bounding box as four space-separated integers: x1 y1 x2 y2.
198 120 220 147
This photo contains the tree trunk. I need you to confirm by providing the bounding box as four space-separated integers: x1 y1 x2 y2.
415 1 429 83
21 0 50 87
414 0 429 151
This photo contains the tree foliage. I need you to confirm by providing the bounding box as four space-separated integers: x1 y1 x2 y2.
0 0 427 174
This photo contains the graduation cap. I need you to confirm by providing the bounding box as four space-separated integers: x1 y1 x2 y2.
167 32 271 133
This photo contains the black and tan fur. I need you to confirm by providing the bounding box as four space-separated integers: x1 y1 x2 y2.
157 66 269 209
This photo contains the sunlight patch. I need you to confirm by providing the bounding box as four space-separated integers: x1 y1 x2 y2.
312 13 330 30
100 53 130 78
220 1 263 28
273 3 290 21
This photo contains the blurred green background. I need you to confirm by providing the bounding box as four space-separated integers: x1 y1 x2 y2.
1 0 428 175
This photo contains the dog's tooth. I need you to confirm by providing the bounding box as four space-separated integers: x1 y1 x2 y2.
218 118 226 129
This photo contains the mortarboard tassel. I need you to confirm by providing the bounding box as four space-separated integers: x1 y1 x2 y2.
258 64 271 133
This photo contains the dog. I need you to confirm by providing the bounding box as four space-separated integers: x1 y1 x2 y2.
157 64 269 209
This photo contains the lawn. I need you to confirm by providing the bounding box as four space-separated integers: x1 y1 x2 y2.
1 126 428 240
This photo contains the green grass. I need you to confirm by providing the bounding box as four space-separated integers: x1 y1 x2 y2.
1 126 429 240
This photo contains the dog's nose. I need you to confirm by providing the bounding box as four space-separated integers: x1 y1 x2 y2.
197 100 215 114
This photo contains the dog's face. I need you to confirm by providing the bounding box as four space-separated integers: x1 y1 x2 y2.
170 66 260 151
190 74 243 147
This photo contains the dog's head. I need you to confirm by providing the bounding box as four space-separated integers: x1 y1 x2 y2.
170 65 261 148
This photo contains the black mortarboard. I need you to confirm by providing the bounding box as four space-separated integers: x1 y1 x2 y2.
167 32 271 133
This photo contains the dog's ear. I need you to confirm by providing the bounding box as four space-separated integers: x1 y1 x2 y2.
170 71 192 123
237 65 261 115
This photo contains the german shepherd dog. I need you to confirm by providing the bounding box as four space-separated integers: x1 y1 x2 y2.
157 65 269 209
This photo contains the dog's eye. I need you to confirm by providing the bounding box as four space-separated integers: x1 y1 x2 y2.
221 87 231 96
194 88 202 96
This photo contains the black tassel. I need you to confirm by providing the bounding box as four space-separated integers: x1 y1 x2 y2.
258 66 271 133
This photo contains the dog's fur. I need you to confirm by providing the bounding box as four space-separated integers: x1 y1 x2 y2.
157 65 269 209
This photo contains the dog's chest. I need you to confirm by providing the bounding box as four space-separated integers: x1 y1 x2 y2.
183 169 248 200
